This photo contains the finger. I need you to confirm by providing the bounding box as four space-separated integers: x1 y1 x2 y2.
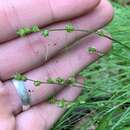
6 34 112 114
0 0 113 80
0 83 15 130
0 0 100 43
16 76 84 130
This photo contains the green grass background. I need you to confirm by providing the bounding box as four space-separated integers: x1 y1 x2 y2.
52 2 130 130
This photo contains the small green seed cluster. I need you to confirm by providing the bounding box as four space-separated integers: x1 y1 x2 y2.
17 25 40 37
88 47 104 56
56 99 68 108
88 47 97 54
13 73 28 81
65 24 75 32
42 29 49 37
97 29 106 37
34 80 42 87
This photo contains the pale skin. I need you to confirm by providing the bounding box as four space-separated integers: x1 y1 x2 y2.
0 0 114 129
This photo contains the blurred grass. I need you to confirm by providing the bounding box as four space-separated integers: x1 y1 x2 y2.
52 2 130 130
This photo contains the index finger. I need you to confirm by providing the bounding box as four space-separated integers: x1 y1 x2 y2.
0 0 100 43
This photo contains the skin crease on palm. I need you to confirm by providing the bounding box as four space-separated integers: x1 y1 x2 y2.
0 0 114 129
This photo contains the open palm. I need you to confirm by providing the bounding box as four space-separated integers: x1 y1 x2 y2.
0 0 113 129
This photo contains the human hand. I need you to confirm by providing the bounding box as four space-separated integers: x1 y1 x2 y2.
0 0 113 129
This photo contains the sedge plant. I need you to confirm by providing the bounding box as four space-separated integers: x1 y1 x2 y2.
13 23 130 108
13 3 130 129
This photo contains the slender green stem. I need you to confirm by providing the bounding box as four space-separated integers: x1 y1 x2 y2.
45 28 130 50
27 78 84 88
101 34 130 49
